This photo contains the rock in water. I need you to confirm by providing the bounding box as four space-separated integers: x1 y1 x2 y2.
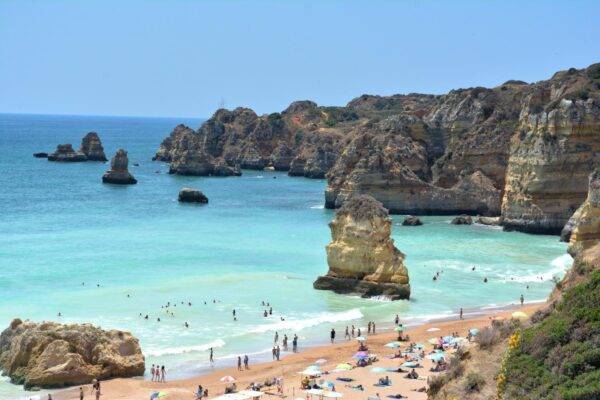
47 144 87 162
33 152 48 158
102 149 137 184
451 215 473 225
402 216 423 226
313 194 410 300
79 132 107 161
178 188 208 204
0 319 145 389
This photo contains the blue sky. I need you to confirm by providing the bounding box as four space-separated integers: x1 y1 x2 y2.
0 0 598 118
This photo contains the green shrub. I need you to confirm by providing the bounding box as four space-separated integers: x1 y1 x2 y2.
464 372 485 393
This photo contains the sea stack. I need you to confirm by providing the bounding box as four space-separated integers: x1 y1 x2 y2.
79 132 107 161
178 188 209 204
313 194 410 300
102 149 137 184
0 319 145 389
47 144 87 162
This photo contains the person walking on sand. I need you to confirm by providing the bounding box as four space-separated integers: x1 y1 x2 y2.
209 348 214 364
367 321 371 334
520 294 524 306
293 334 298 352
283 334 288 350
274 331 279 344
357 327 361 337
79 387 84 400
330 328 336 344
351 325 355 337
244 354 249 369
345 326 350 340
237 356 242 371
372 322 376 334
160 365 166 382
272 346 276 360
276 345 281 361
150 364 155 381
94 387 100 400
460 308 463 320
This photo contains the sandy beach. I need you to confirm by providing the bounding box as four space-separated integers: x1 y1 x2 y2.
51 303 543 400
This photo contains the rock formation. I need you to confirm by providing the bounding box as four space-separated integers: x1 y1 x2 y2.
313 195 410 300
102 149 137 184
567 171 600 255
79 132 107 161
178 188 208 204
476 216 501 226
33 152 48 158
155 63 600 235
47 144 87 162
402 216 422 226
451 215 473 225
0 319 144 389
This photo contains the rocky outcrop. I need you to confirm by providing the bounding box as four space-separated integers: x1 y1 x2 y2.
178 188 208 204
476 216 501 226
402 216 422 226
451 215 473 225
47 144 87 162
567 171 600 255
102 149 137 184
33 152 48 158
79 132 107 161
0 319 144 389
313 195 410 300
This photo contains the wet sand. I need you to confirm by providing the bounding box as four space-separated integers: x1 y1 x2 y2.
52 303 542 400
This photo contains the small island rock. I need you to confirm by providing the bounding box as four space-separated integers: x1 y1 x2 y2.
451 215 473 225
79 132 107 161
314 194 410 300
102 149 137 185
0 319 144 389
178 188 208 204
33 152 48 158
402 216 423 226
47 144 87 162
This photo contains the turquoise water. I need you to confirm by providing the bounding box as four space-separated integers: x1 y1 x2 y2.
0 114 569 399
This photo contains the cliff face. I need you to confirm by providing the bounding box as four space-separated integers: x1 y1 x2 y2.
501 66 600 234
157 63 600 234
313 194 410 300
0 319 144 389
79 132 107 161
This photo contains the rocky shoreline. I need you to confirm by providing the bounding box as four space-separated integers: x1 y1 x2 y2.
154 63 600 235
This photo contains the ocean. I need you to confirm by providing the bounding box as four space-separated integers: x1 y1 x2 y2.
0 113 570 399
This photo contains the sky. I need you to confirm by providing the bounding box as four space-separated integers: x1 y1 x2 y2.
0 0 599 119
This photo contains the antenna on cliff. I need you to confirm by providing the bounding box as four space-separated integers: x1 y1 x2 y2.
218 97 226 110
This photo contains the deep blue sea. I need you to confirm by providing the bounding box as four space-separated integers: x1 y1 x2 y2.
0 113 570 399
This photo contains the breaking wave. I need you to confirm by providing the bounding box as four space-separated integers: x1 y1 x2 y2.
249 308 363 333
145 338 226 357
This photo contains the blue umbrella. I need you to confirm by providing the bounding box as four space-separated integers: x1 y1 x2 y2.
426 353 446 362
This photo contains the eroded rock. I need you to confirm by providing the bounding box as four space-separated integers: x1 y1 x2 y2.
47 144 87 162
79 132 107 161
102 149 137 185
178 188 208 204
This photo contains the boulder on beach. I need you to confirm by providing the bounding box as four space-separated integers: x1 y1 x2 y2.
0 319 145 389
402 215 423 226
476 216 501 226
451 215 473 225
178 188 209 204
33 152 48 158
314 194 410 300
102 149 137 185
47 144 87 162
79 132 107 161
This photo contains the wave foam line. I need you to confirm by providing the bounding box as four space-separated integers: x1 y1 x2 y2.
510 253 573 283
145 338 225 357
249 308 363 333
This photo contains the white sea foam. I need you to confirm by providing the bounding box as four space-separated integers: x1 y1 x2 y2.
510 253 573 283
310 204 324 209
145 338 226 357
249 308 363 333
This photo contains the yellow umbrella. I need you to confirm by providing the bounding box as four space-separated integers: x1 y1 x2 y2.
512 311 528 320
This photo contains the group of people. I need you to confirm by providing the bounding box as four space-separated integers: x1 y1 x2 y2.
150 364 166 382
77 379 101 400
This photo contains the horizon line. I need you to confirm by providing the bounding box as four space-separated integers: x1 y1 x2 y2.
0 111 206 121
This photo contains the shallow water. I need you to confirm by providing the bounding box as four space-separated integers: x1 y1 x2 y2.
0 114 570 399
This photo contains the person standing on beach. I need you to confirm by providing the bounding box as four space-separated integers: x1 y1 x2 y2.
209 348 214 364
276 345 281 361
160 365 166 382
394 315 399 325
79 387 84 400
372 322 376 334
367 322 371 334
345 326 350 340
150 365 155 381
357 327 361 337
351 325 355 337
283 334 288 350
520 294 524 306
244 354 249 369
293 334 298 352
274 331 279 344
460 308 463 319
330 328 336 344
237 356 242 371
272 346 276 360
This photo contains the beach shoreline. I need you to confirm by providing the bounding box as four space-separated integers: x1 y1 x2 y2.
49 301 544 400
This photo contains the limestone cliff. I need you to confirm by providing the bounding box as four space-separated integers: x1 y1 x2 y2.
79 132 107 161
313 194 410 300
0 319 144 389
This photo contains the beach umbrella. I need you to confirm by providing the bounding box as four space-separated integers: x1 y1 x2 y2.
370 367 387 374
469 328 480 336
384 341 401 348
401 361 418 368
315 358 327 365
150 392 168 400
356 336 367 341
414 343 425 350
426 353 446 362
353 351 368 359
322 381 335 389
394 326 404 332
299 367 322 376
512 311 528 320
323 391 343 398
443 336 454 344
426 327 440 332
335 363 353 371
305 388 324 395
220 376 236 383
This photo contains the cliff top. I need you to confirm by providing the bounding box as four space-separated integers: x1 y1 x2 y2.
337 194 389 221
